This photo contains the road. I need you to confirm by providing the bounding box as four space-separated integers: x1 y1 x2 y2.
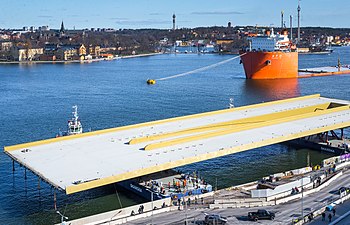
127 170 350 225
309 198 350 225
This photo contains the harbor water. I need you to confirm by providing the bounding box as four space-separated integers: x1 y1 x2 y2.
0 47 350 224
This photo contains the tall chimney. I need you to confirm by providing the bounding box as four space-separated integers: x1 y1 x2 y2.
297 0 301 44
172 14 176 31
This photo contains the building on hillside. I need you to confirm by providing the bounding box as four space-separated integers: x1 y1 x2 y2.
54 44 87 61
0 41 13 52
78 44 86 60
10 46 44 61
88 45 101 58
39 30 58 40
216 38 234 52
55 46 77 61
216 39 234 45
39 43 59 61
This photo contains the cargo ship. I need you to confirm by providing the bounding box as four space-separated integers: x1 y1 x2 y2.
240 29 298 79
117 170 212 202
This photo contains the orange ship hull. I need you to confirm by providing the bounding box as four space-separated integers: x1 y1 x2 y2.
240 51 298 79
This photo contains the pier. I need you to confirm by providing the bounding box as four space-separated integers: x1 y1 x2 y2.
60 155 350 225
4 94 350 195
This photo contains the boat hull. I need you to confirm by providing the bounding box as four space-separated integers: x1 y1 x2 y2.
240 51 298 79
118 177 212 202
288 138 349 155
118 180 164 201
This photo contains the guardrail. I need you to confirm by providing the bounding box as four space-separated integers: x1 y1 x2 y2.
64 191 214 225
210 171 343 210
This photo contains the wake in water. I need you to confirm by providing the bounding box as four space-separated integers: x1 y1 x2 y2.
157 53 245 81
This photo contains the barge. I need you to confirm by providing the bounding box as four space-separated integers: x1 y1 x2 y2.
289 129 350 155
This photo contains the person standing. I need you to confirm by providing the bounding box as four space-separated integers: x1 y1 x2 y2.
332 208 336 216
321 212 325 221
328 213 332 222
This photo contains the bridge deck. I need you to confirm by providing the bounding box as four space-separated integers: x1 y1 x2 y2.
4 94 350 194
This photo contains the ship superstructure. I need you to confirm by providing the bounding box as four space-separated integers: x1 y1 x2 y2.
57 105 83 137
67 105 83 135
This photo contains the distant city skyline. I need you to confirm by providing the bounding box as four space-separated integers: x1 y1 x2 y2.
1 0 349 30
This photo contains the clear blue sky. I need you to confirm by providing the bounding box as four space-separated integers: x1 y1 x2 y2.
0 0 349 29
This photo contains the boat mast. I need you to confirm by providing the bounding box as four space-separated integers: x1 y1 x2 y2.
281 11 284 29
297 0 301 44
290 15 293 41
72 105 79 124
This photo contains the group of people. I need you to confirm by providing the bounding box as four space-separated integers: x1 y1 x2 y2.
321 208 336 222
291 186 300 194
137 205 144 214
144 179 166 195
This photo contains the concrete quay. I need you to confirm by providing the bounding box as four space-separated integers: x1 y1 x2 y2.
126 168 350 225
62 157 350 225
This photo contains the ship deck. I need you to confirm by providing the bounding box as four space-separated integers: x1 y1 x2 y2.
138 173 210 197
299 66 350 78
4 94 350 194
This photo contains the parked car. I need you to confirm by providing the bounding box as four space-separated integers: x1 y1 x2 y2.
248 209 275 221
204 214 228 225
338 187 350 195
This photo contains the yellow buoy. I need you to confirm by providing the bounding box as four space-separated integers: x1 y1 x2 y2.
146 79 156 85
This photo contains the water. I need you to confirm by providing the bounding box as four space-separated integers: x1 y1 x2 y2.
1 47 350 224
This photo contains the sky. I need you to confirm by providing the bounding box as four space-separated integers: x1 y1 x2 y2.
0 0 349 30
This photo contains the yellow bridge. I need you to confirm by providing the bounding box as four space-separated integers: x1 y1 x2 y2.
4 94 350 194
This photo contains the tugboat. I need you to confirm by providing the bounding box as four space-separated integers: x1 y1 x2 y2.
57 105 83 137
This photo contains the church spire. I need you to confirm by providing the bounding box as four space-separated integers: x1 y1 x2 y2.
60 21 65 33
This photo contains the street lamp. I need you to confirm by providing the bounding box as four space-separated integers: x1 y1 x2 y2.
56 210 68 225
109 210 122 224
151 192 154 225
301 176 304 219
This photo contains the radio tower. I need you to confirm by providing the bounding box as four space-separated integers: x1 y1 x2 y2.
281 11 284 28
172 13 176 31
297 0 301 44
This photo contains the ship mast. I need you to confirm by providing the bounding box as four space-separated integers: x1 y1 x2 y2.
290 15 293 41
297 0 301 44
281 11 284 29
72 105 79 124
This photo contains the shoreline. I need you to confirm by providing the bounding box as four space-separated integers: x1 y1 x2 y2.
0 52 163 65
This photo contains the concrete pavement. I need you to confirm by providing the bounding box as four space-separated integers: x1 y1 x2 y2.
127 170 350 225
309 199 350 225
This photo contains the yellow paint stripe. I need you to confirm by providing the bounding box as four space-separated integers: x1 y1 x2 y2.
129 102 330 145
144 105 348 150
66 118 350 194
4 94 321 152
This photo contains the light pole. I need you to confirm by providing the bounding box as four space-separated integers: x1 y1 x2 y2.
185 196 188 225
109 210 122 225
301 176 304 220
56 210 68 225
151 192 154 225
